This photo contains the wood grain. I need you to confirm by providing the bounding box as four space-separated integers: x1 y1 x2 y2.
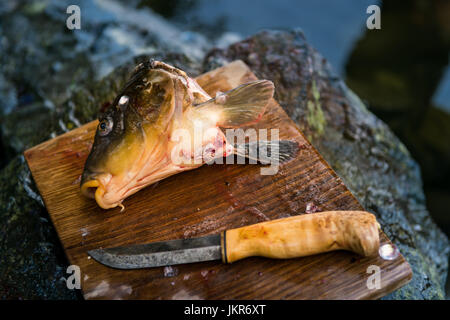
223 211 380 263
24 60 412 300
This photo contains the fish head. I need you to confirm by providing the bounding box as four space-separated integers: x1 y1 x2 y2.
81 60 275 210
81 61 196 209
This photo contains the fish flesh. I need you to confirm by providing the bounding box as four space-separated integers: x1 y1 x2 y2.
81 60 298 210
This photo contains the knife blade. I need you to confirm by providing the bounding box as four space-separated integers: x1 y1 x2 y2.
88 210 380 269
89 234 222 269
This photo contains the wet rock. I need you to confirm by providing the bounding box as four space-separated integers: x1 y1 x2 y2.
0 156 77 299
204 29 449 299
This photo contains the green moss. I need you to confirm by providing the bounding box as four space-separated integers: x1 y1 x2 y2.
306 80 326 136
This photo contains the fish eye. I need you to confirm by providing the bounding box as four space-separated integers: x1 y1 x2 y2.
98 117 113 136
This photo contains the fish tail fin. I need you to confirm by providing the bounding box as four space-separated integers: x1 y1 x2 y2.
195 80 274 128
233 140 299 164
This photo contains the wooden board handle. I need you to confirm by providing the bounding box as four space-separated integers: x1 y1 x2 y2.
221 211 380 263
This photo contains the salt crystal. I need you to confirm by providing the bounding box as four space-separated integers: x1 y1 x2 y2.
81 227 88 238
201 270 209 278
163 266 178 277
305 202 319 213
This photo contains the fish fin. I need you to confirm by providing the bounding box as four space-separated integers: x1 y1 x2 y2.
195 80 274 128
233 140 299 164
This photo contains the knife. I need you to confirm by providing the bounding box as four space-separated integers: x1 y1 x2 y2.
88 210 380 269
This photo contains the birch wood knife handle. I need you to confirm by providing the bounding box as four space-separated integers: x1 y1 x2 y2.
221 211 380 263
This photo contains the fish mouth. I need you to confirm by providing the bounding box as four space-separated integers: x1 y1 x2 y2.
81 179 101 199
80 176 114 209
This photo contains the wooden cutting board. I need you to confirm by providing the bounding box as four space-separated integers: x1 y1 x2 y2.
24 60 412 300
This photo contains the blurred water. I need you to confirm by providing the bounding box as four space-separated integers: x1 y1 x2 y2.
174 0 377 76
434 65 450 111
152 0 449 113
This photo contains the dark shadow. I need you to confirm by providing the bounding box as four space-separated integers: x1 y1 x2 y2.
345 0 450 239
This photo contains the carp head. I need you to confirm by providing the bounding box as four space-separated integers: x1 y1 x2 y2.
81 60 274 210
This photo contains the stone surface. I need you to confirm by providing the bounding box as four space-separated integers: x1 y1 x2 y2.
0 156 78 299
0 1 448 299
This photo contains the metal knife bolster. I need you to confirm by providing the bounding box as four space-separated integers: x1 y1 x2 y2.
220 230 227 264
